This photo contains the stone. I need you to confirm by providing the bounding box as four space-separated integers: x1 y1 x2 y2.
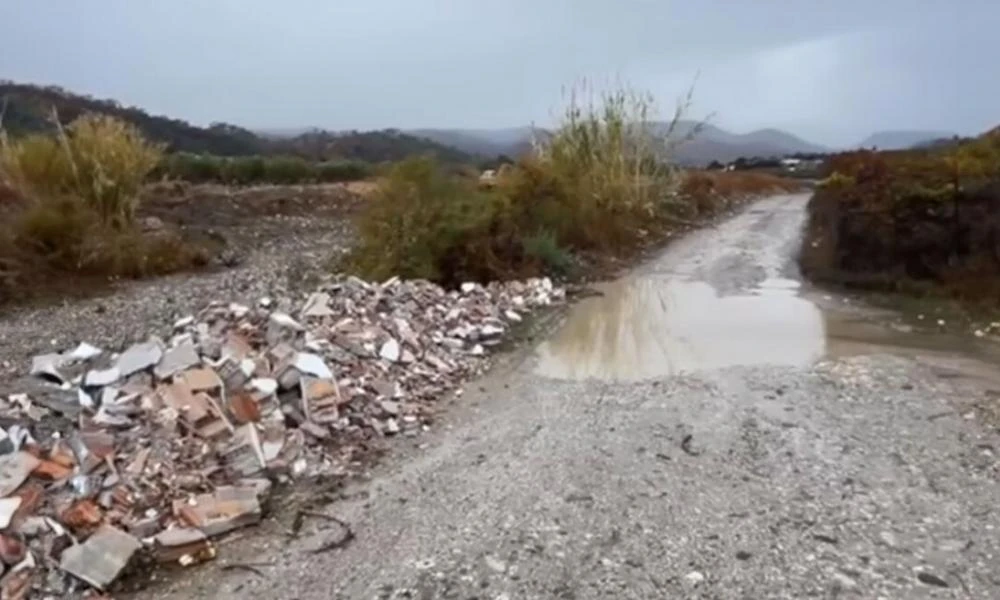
379 339 401 362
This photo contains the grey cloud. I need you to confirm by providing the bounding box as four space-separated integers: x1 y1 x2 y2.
1 0 996 146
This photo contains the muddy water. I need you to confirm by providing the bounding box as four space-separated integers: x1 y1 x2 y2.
535 274 1000 382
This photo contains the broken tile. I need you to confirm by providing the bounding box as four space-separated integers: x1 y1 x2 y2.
29 354 66 384
154 339 201 379
179 367 222 392
64 342 103 362
300 377 341 424
173 486 261 538
221 425 266 477
302 292 335 318
115 341 164 377
293 352 333 379
59 525 141 590
153 527 214 564
0 453 40 497
83 367 120 387
0 497 22 528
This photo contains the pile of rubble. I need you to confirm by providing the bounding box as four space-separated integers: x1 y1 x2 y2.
0 275 563 597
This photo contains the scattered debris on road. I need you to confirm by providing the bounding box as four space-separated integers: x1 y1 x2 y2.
0 275 563 596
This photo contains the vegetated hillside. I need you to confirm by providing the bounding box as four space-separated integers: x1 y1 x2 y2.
0 81 265 156
273 128 475 164
854 130 958 151
0 82 477 164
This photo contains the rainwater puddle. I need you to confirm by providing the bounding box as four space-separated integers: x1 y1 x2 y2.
535 275 1000 381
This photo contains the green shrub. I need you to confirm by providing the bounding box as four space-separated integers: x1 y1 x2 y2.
344 82 691 285
345 156 505 282
316 160 371 182
0 115 205 305
523 230 574 276
262 156 313 184
1 114 163 228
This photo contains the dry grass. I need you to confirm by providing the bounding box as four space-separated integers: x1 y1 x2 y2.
0 114 207 305
344 84 802 286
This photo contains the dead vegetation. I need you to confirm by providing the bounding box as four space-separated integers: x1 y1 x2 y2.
800 129 1000 302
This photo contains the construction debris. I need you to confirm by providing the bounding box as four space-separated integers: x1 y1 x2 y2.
0 275 562 595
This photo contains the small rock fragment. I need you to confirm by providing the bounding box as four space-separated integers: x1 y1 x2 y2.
379 339 401 362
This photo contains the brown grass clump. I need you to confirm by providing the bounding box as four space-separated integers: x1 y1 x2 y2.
0 114 208 305
799 132 1000 302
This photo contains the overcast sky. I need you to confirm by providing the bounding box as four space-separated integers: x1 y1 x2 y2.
1 1 996 147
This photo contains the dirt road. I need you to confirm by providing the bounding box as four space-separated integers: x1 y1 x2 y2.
142 194 1000 599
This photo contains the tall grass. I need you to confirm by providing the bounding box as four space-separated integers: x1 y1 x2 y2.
0 114 204 304
345 82 694 285
1 114 163 228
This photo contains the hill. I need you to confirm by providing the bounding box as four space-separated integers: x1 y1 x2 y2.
0 82 476 163
854 130 958 151
411 121 828 166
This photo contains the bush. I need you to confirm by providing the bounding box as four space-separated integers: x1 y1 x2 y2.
345 83 699 285
1 114 163 228
0 114 205 305
800 131 1000 300
155 153 373 185
344 156 505 282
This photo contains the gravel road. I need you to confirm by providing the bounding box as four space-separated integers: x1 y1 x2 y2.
140 193 1000 599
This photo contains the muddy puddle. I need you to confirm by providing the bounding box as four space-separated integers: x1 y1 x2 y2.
536 275 1000 381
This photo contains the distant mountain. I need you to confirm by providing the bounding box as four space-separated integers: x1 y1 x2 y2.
662 121 828 165
408 121 828 166
854 131 959 151
408 127 542 158
0 82 475 163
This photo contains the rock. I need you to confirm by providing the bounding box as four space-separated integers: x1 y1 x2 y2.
916 571 949 588
141 216 165 232
484 555 507 573
380 338 401 362
684 571 705 586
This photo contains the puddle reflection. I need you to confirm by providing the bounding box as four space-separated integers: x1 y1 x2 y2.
536 277 826 381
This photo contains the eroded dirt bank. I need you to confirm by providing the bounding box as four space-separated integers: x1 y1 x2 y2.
136 193 1000 599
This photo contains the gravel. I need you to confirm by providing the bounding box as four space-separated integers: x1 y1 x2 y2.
0 217 352 388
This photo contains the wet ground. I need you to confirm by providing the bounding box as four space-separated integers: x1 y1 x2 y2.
138 193 1000 599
